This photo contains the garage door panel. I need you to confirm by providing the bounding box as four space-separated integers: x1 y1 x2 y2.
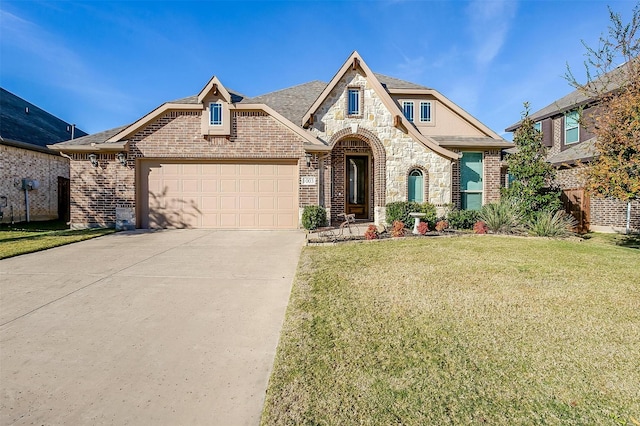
145 161 298 229
277 196 295 209
220 180 237 192
258 197 275 209
258 180 275 192
277 180 294 192
239 196 256 210
239 179 256 192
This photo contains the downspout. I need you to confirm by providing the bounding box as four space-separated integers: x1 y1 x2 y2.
627 200 631 235
24 186 30 222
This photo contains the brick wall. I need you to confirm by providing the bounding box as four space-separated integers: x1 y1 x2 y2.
484 150 502 204
68 110 314 228
556 167 639 230
1 144 69 223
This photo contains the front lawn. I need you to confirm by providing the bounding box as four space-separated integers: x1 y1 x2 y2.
262 235 640 425
0 221 115 259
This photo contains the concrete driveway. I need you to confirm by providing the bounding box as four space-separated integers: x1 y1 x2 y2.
0 229 305 425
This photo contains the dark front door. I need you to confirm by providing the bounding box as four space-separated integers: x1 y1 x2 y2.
346 155 369 219
58 177 70 223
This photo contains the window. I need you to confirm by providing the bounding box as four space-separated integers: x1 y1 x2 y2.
408 169 424 202
460 152 483 210
348 88 360 115
534 121 541 132
565 111 579 144
420 101 432 122
403 101 414 122
210 102 223 126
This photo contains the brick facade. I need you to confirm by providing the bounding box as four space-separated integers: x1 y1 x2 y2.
68 110 313 228
1 145 69 223
557 167 639 231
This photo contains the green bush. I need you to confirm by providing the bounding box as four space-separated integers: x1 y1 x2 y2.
528 210 577 237
301 206 327 230
479 200 524 234
447 209 480 230
385 201 437 228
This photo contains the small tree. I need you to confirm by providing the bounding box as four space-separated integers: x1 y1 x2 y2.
565 4 640 233
502 103 562 220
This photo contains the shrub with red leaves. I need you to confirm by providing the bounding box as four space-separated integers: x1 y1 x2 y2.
391 220 405 237
473 220 488 234
435 220 449 232
417 221 429 235
364 224 379 240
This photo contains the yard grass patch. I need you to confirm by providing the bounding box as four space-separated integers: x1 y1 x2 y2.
262 235 640 425
0 225 115 259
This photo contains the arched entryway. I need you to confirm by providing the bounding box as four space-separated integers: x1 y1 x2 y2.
329 127 386 223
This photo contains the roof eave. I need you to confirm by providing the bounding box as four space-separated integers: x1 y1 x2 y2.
106 103 203 142
47 141 130 152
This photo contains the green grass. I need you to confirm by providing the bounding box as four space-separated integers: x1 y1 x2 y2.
0 221 115 259
262 234 640 425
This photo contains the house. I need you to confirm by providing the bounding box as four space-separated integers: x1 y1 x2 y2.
49 51 512 230
0 88 87 224
505 66 639 233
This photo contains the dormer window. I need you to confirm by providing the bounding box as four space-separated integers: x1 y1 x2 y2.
347 88 361 116
420 101 432 122
210 102 223 126
403 101 414 122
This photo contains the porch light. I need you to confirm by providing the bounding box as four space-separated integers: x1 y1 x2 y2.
116 152 127 166
88 153 99 167
305 153 312 168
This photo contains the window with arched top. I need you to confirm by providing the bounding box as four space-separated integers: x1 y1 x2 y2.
408 169 424 203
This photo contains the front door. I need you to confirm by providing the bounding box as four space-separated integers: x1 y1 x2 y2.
346 155 369 219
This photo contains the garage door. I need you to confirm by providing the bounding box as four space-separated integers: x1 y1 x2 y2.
141 161 298 229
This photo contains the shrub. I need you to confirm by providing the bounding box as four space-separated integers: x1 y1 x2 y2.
364 224 379 240
479 200 523 234
391 220 406 238
301 206 327 230
528 210 577 237
385 202 437 228
447 209 481 230
473 220 488 234
435 220 449 232
417 221 429 235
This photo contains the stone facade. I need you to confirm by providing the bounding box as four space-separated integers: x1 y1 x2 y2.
68 110 314 229
1 144 69 223
309 70 453 223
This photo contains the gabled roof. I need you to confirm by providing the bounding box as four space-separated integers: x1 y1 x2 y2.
374 73 431 90
300 51 462 159
1 88 87 149
547 137 598 166
243 81 327 126
505 61 632 132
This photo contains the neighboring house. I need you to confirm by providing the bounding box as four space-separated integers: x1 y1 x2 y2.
0 88 87 224
505 68 639 233
49 51 511 230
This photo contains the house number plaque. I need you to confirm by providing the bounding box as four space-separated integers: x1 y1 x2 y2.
300 176 316 185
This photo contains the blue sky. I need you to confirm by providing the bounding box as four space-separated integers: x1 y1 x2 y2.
1 0 637 139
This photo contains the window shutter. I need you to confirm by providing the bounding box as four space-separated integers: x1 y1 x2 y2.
542 118 553 147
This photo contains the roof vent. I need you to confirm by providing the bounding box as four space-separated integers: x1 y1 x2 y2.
25 107 29 114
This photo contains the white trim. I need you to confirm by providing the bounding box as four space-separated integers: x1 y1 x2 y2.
420 101 432 123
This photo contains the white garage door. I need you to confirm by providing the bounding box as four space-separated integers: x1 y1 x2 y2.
142 161 298 229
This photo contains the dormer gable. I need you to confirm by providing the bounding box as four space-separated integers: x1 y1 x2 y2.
198 76 232 136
